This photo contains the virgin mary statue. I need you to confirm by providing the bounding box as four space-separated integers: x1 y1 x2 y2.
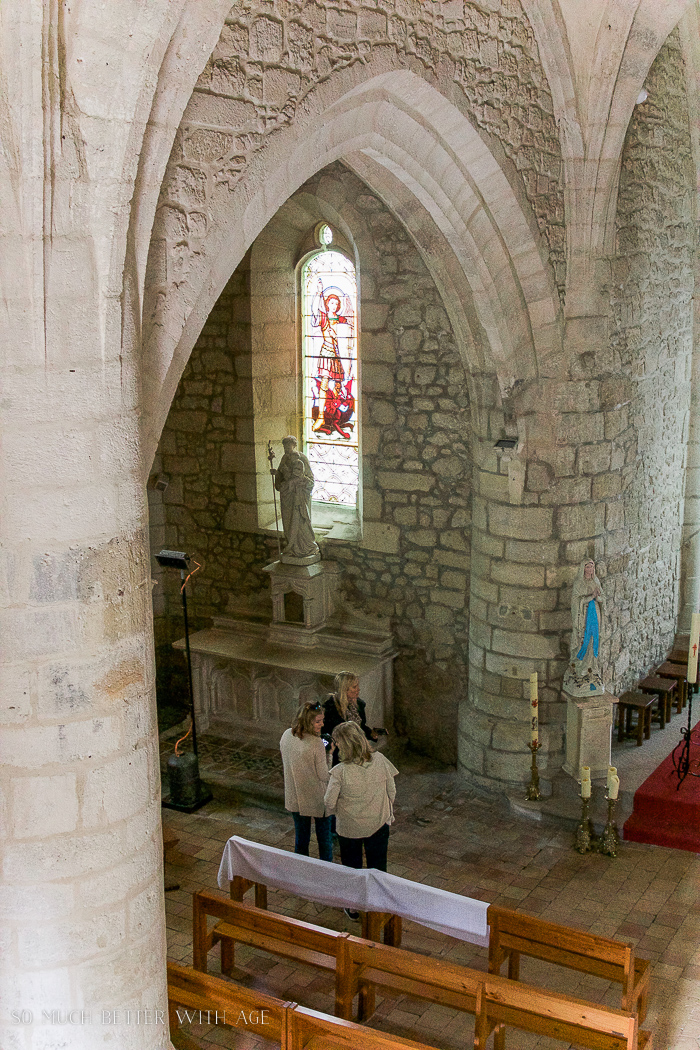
563 558 606 697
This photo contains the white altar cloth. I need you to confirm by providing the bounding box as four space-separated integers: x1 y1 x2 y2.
217 836 489 947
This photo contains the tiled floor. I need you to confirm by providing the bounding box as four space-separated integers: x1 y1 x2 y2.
163 746 700 1050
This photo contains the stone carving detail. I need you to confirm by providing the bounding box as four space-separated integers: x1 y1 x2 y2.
153 0 565 314
211 665 253 720
254 673 295 724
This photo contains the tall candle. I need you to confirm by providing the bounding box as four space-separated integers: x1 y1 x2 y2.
687 613 700 685
530 673 538 744
607 766 617 794
581 766 591 798
609 775 620 800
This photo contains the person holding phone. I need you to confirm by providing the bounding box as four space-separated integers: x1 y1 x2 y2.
322 671 380 766
280 701 333 862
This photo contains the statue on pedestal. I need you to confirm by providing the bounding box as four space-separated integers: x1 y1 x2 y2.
274 436 320 565
563 558 606 697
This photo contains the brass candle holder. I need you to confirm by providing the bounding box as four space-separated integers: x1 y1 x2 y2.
574 795 597 853
525 740 541 801
599 795 620 857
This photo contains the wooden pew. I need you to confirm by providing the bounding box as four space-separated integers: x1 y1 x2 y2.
193 889 350 1013
286 1003 445 1050
230 874 402 946
488 905 650 1022
477 975 653 1050
167 960 288 1048
339 934 487 1024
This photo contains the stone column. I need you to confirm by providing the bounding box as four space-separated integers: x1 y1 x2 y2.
0 105 169 1050
460 369 618 792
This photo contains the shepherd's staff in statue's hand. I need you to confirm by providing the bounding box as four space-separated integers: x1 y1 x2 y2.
267 440 282 557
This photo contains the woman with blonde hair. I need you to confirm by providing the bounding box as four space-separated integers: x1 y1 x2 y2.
324 722 398 888
322 671 377 766
280 701 332 862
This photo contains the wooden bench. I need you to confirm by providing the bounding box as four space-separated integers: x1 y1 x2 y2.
488 905 650 1022
286 1003 445 1050
167 960 288 1049
229 874 402 946
477 975 653 1050
617 691 661 744
193 890 350 1010
339 932 486 1023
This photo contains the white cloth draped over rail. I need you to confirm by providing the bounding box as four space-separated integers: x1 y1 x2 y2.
217 835 489 948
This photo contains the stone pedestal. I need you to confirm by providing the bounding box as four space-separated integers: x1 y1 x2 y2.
263 558 340 646
562 690 615 781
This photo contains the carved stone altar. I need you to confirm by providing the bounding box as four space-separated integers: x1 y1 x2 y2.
174 559 396 748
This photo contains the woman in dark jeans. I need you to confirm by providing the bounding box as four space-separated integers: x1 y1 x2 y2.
322 671 377 766
324 721 398 882
279 701 333 862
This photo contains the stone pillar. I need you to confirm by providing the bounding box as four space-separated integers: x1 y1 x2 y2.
679 293 700 633
460 369 617 792
0 95 168 1050
462 431 565 789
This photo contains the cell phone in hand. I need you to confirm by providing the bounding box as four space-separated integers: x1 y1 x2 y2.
372 728 388 736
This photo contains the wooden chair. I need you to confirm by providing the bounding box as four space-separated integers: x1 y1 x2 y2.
286 1003 447 1050
488 905 650 1022
167 960 288 1048
616 691 661 744
477 975 653 1050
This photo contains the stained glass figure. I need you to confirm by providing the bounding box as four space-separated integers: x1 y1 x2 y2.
301 249 358 506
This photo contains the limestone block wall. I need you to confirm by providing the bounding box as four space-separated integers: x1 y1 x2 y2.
458 32 696 788
151 162 472 761
608 33 695 680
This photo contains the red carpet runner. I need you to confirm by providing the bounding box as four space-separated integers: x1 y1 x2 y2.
623 719 700 853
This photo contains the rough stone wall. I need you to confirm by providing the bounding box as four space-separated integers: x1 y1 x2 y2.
607 33 695 684
152 162 471 761
151 0 565 326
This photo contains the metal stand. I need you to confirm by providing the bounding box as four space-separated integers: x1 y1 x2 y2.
599 796 620 857
162 567 212 812
672 693 699 789
525 741 542 801
574 796 597 853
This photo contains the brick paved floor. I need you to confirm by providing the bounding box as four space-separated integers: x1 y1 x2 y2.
163 748 700 1050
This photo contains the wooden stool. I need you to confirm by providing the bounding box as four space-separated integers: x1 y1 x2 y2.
638 676 675 726
655 661 687 713
617 691 658 746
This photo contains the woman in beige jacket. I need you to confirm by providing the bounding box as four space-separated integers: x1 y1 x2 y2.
324 721 398 874
280 701 333 862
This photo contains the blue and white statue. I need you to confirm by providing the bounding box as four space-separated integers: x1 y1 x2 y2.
564 558 606 697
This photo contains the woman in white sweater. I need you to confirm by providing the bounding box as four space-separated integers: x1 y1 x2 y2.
324 721 398 873
280 701 333 862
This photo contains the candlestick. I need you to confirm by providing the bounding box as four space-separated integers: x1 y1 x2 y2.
688 613 700 686
574 794 596 853
530 673 538 745
599 795 620 856
525 740 541 801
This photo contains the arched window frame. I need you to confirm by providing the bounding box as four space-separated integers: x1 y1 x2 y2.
297 230 361 533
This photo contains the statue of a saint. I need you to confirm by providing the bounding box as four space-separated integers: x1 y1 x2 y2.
563 558 606 696
273 436 320 564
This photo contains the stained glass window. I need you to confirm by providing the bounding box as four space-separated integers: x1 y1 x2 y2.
301 248 359 507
